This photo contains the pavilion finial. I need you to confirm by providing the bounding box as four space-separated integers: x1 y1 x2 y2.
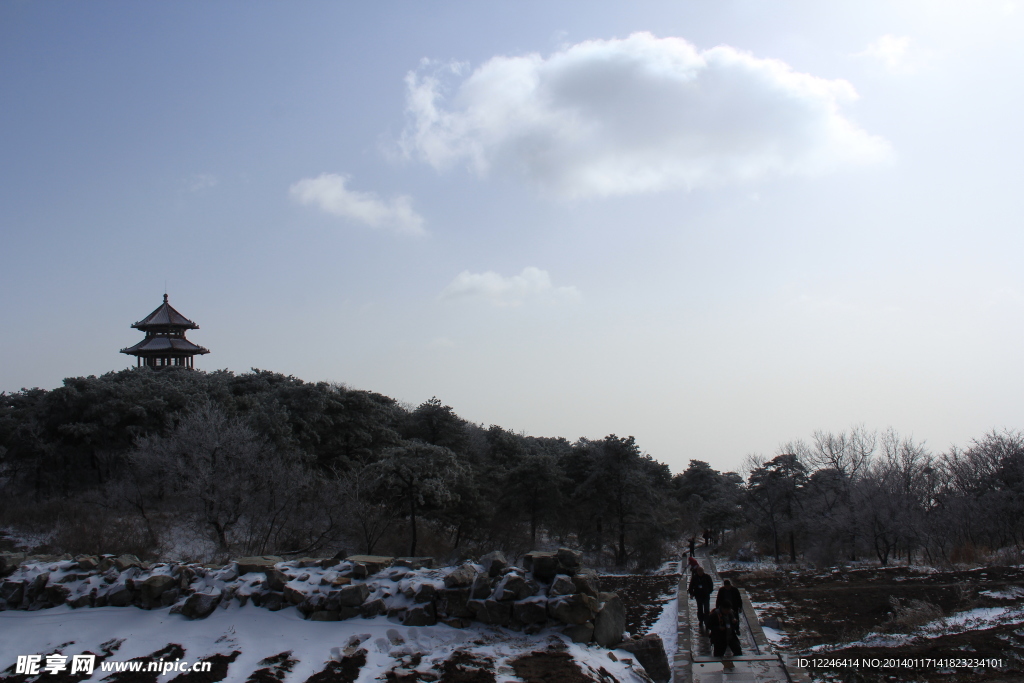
163 293 169 304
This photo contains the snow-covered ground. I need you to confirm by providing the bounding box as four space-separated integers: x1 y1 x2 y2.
0 602 656 681
806 603 1024 652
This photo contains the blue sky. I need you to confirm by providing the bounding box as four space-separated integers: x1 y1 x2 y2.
3 1 1024 473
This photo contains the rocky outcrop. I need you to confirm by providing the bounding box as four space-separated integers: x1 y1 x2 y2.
0 547 629 648
617 634 670 683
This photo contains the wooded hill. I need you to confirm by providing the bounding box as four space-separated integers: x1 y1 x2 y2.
1 368 1021 569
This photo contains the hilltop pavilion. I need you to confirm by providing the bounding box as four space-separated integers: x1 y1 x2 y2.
120 294 210 368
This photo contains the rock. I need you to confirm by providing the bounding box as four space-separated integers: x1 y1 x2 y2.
556 548 582 573
548 574 576 597
75 556 98 571
617 634 670 683
44 584 70 605
360 598 387 618
69 593 93 609
345 555 393 577
437 588 473 618
492 573 527 601
177 591 222 619
469 598 511 626
140 574 177 601
310 610 340 621
565 621 595 643
334 583 370 607
284 583 307 605
394 557 434 569
594 593 626 647
113 555 142 572
0 552 26 577
263 591 285 611
24 572 49 604
524 551 558 583
470 574 492 599
319 558 341 569
106 583 133 607
479 551 508 577
413 583 437 604
443 563 478 589
547 594 595 625
234 556 284 575
762 616 781 629
160 589 179 607
403 602 437 626
572 569 601 597
0 580 25 605
512 597 548 624
265 569 290 592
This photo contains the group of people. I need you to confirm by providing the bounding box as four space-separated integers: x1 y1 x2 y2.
686 556 743 657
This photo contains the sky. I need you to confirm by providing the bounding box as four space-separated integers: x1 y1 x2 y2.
3 1 1024 474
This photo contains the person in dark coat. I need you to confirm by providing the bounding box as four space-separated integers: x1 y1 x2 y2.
687 565 713 629
706 602 742 657
716 579 742 635
687 555 700 574
716 579 742 611
689 536 696 556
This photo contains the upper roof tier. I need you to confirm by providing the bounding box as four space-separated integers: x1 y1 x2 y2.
132 294 200 330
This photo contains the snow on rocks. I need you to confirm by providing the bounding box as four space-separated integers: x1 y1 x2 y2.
0 548 629 648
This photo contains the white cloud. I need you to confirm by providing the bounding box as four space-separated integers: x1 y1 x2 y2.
856 35 929 74
401 32 891 199
440 267 580 307
289 173 425 235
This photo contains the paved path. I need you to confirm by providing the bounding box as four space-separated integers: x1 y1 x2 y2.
673 552 809 683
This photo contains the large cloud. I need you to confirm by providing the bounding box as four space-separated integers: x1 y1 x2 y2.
402 33 891 198
290 173 425 235
440 267 580 307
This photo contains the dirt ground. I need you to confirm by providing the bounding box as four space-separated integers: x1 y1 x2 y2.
722 564 1024 683
600 573 680 638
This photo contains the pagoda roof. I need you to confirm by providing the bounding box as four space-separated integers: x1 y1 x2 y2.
121 336 210 356
132 294 200 330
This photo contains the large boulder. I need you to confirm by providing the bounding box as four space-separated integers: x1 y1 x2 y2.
332 583 370 608
0 580 25 605
105 582 134 607
524 551 559 583
565 622 595 644
443 564 478 589
345 555 393 578
470 574 493 599
572 569 601 597
478 551 508 577
403 602 437 626
494 573 531 601
437 588 473 618
0 553 27 577
234 556 283 575
548 574 576 597
413 583 437 604
113 555 142 572
394 557 434 570
512 597 548 624
547 594 595 625
175 591 222 619
556 548 582 574
593 593 626 647
139 575 177 601
617 634 670 683
469 599 512 626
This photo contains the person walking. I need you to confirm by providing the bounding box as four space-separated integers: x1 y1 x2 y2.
687 565 713 630
716 579 742 636
689 536 696 557
706 602 743 657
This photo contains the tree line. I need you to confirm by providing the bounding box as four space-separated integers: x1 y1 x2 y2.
1 369 1020 568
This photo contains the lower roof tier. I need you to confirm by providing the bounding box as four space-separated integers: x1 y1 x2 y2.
120 336 210 356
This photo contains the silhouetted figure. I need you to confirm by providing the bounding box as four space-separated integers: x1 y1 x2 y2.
688 556 700 574
688 565 713 629
689 536 696 556
716 579 742 635
707 603 742 657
